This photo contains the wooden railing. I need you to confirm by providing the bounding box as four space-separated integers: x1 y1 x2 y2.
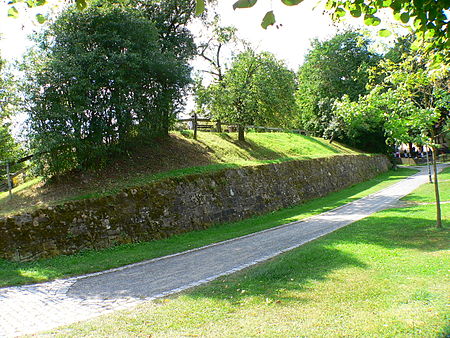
177 115 308 139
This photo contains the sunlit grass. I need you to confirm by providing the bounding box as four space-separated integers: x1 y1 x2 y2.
0 177 42 203
402 167 450 203
48 177 449 337
0 132 359 217
0 168 415 288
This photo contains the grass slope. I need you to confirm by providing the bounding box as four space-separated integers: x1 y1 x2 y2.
0 132 357 217
48 174 449 337
0 168 414 288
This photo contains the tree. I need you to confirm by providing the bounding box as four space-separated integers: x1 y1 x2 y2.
128 0 197 63
0 55 23 181
23 5 191 176
334 54 449 228
196 15 244 83
206 50 297 141
194 16 249 131
119 0 198 134
296 31 380 140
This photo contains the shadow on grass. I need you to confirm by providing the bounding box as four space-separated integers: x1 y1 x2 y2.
216 133 290 161
186 210 448 306
0 169 419 288
192 246 368 306
301 134 340 154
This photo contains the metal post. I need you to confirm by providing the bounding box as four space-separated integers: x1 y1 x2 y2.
426 149 432 183
6 161 12 200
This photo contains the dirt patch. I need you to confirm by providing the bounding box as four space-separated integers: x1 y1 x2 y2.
1 134 216 215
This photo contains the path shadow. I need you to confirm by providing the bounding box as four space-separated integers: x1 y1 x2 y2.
216 133 289 160
301 134 340 154
186 209 448 306
188 246 367 305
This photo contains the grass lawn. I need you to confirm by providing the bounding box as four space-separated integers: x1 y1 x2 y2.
402 167 450 203
47 173 449 337
0 168 415 288
0 132 358 217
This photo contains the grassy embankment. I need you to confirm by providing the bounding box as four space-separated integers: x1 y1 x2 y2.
0 131 358 217
47 170 449 337
0 168 415 287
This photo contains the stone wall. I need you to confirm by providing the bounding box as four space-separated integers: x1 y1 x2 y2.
0 154 390 261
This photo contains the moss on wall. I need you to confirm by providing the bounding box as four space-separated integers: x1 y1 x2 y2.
0 155 390 261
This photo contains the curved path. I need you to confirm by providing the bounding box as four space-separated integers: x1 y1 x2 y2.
0 166 445 337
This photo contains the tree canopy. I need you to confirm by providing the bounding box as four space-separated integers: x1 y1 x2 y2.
24 4 192 176
0 56 21 163
203 50 297 141
296 31 380 138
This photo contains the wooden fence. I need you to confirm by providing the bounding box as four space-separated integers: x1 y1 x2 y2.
177 114 308 140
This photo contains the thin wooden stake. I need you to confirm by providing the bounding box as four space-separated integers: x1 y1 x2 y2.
6 161 12 200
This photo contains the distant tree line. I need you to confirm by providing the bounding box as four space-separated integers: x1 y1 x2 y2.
0 0 448 181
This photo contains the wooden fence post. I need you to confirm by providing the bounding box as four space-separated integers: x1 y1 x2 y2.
193 113 198 140
6 161 12 200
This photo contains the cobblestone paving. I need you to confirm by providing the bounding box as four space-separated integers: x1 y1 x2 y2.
0 166 443 337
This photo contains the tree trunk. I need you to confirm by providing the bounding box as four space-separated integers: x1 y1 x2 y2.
216 120 222 133
193 113 197 140
431 146 442 229
238 125 245 142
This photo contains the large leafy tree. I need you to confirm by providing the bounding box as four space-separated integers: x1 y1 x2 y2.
0 56 20 160
334 54 449 227
206 50 297 141
296 31 380 137
24 5 191 176
127 0 197 63
0 55 23 181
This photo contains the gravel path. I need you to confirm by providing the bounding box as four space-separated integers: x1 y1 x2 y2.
0 165 444 337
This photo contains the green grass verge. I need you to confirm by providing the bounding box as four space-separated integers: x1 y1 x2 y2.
47 175 449 337
0 168 415 288
0 177 43 202
402 167 450 203
0 132 359 216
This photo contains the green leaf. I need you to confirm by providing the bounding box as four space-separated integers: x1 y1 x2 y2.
7 6 19 18
35 0 46 6
378 29 391 37
233 0 257 10
281 0 303 6
335 7 346 17
261 10 276 29
26 0 33 8
364 14 381 26
195 0 204 16
350 7 361 17
75 0 87 10
400 12 409 23
325 0 334 10
36 13 46 24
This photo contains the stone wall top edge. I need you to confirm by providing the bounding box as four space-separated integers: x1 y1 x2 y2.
0 154 388 220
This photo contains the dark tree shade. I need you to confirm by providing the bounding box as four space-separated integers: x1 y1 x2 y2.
24 5 191 176
296 30 380 136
